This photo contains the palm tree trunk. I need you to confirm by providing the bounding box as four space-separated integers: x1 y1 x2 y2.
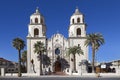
26 59 27 73
92 45 95 73
25 62 27 72
40 53 43 75
73 54 76 72
22 62 26 72
18 50 21 77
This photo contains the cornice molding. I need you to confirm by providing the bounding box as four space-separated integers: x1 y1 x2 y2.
27 37 46 39
68 37 86 39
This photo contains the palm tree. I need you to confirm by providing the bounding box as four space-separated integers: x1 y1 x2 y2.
67 46 83 72
12 38 25 77
42 54 51 67
21 50 27 72
85 33 104 73
34 41 46 75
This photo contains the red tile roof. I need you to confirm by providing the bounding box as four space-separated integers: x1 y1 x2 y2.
0 58 11 62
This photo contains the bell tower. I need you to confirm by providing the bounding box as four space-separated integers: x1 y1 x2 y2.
68 8 88 71
27 7 46 74
28 7 46 37
69 8 86 37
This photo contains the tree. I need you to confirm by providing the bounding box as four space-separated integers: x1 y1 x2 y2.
12 38 25 77
42 54 51 67
21 50 27 72
67 46 83 72
34 41 46 75
85 33 105 73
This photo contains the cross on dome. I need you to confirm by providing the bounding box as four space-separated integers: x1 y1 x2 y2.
73 7 82 15
36 7 40 14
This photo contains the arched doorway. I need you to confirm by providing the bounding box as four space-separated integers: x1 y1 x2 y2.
54 61 61 72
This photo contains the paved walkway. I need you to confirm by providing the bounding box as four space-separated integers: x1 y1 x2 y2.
1 72 120 80
0 76 120 80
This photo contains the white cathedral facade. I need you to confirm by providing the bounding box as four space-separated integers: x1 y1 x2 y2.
27 8 88 75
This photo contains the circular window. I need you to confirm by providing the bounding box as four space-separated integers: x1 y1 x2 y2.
55 48 60 55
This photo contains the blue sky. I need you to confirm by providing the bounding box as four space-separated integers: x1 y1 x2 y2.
0 0 120 63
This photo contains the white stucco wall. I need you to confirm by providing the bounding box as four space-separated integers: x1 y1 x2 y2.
27 8 89 74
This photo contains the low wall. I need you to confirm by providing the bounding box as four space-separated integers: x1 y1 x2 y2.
99 73 120 77
5 73 39 77
82 73 96 77
82 73 120 77
5 73 120 77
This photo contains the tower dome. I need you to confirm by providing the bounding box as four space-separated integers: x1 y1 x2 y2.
69 8 86 37
73 7 82 15
30 7 44 25
28 7 46 38
70 8 84 25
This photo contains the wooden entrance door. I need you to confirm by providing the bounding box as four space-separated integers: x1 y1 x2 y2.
55 61 61 72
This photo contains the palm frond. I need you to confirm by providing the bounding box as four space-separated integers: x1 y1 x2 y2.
34 41 46 54
85 33 105 50
67 46 83 56
12 37 25 51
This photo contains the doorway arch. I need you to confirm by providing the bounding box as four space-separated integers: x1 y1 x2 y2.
54 61 61 72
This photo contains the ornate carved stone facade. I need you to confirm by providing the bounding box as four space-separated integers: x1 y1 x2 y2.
27 8 88 75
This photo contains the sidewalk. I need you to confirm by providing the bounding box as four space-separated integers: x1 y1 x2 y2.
2 73 120 78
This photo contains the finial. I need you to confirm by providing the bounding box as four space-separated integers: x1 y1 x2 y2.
76 6 78 9
75 6 79 12
37 7 39 9
36 7 39 13
57 30 59 33
74 6 81 15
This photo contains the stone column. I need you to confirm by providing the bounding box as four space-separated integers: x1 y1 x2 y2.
78 67 82 76
27 39 31 73
116 68 120 74
69 69 72 75
1 68 5 76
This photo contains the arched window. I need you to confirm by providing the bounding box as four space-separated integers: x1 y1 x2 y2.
77 18 80 23
76 28 81 36
72 19 74 24
35 18 38 23
34 28 39 37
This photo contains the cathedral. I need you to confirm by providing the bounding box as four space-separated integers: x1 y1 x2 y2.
27 7 88 75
